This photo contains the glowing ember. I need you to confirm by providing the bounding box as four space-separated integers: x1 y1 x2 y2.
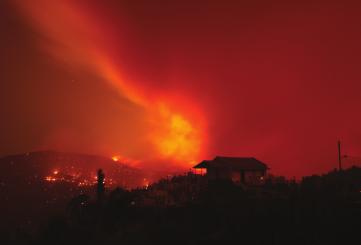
143 178 149 189
45 176 56 182
53 170 59 175
111 154 141 167
111 156 119 162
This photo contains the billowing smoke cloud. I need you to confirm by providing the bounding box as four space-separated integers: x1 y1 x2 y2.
10 0 206 170
2 0 361 177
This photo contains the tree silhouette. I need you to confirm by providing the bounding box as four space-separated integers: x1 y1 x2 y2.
97 169 105 203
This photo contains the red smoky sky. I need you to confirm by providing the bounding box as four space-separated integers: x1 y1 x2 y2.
1 0 361 177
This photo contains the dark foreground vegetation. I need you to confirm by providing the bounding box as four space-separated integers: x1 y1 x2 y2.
2 167 361 245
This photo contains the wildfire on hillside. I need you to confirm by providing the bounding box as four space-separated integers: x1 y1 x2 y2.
44 168 118 188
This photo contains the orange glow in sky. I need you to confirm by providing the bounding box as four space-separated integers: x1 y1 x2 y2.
6 0 361 178
14 0 206 168
152 104 201 164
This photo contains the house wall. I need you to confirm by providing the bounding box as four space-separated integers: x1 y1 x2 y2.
244 171 265 185
207 167 231 180
231 171 241 183
206 168 266 185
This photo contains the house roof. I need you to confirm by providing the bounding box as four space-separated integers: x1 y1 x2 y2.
193 160 212 168
193 156 269 171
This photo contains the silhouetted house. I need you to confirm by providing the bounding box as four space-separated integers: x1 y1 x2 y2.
193 156 269 185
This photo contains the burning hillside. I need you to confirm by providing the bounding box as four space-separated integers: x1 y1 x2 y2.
0 151 147 230
0 151 146 189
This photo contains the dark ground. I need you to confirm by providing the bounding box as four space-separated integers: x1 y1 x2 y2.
2 167 361 245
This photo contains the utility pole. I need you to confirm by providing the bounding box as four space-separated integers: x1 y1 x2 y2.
338 140 342 171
